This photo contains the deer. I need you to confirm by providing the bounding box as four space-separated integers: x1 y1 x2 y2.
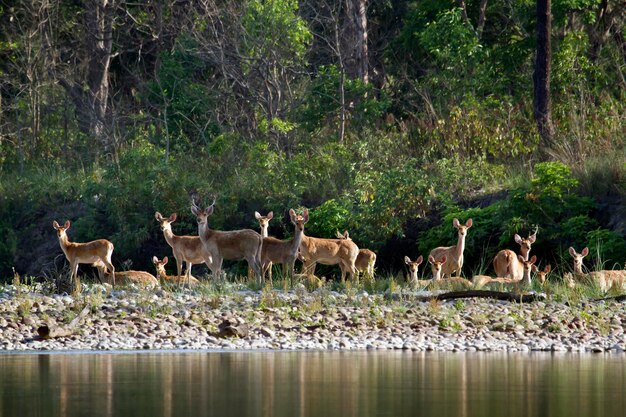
336 231 377 277
568 247 626 292
251 211 273 278
533 264 552 286
93 261 159 288
474 255 537 289
428 255 473 288
52 220 116 286
190 198 264 284
152 256 200 287
493 227 538 279
260 209 309 282
404 255 424 285
155 212 212 286
298 227 359 283
428 218 473 279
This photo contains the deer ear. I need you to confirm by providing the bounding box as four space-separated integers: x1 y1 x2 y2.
206 205 214 216
453 218 460 227
53 221 60 229
336 231 344 239
428 255 436 264
532 264 539 272
155 212 163 221
465 218 473 227
191 205 200 216
64 220 70 229
169 213 177 222
581 247 589 257
514 234 522 244
528 233 537 244
545 264 552 273
568 247 576 257
152 256 158 264
343 231 350 239
404 256 411 265
255 211 261 220
267 211 273 220
302 208 309 223
530 255 537 263
440 256 447 264
163 256 168 265
416 255 423 265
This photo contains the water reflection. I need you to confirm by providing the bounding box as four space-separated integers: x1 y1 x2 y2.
0 351 624 417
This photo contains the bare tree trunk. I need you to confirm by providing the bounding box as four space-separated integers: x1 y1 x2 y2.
333 6 346 143
533 0 555 151
477 0 489 40
344 0 369 84
57 0 116 157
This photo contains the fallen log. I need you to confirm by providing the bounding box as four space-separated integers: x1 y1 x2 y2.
592 294 626 303
411 290 546 303
36 305 90 340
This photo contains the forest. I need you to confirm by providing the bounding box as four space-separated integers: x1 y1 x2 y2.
0 0 625 282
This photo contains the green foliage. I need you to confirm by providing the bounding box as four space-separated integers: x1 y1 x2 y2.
306 199 351 239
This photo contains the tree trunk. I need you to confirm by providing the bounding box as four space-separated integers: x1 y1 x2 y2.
533 0 555 151
477 0 489 40
344 0 369 84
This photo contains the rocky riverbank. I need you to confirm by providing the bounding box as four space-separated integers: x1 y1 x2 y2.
1 283 625 353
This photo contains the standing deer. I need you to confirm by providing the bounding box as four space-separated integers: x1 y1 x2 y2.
190 199 264 283
252 211 273 278
299 228 359 283
493 227 538 278
152 256 200 287
336 231 377 277
428 218 473 278
568 247 626 292
52 220 115 286
155 212 212 286
261 209 309 281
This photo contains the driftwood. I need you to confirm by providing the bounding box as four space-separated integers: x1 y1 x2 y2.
592 294 626 303
412 290 546 303
36 305 90 340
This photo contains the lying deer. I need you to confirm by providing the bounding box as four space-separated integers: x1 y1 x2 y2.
191 198 264 283
299 228 359 283
53 220 115 286
429 255 473 288
93 261 159 288
568 247 626 292
493 227 538 280
428 218 472 279
155 212 212 286
261 209 308 281
152 256 200 287
336 231 377 277
404 255 425 286
474 255 537 289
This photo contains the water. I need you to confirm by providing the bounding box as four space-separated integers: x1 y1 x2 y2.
0 351 624 417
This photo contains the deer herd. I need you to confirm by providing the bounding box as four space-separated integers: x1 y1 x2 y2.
52 204 626 293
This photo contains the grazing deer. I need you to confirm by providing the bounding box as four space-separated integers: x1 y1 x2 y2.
336 231 377 277
533 264 552 286
261 209 309 281
493 227 538 278
428 218 473 278
93 261 159 288
404 255 424 284
190 199 264 283
568 247 626 292
299 228 359 283
475 255 537 289
155 212 212 286
152 256 200 287
52 220 116 286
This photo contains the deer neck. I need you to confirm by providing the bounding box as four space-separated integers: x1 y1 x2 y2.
260 226 269 238
58 234 72 255
291 227 304 253
455 231 466 259
162 227 176 246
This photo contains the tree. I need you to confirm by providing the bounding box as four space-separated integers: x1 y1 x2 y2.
533 0 555 151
